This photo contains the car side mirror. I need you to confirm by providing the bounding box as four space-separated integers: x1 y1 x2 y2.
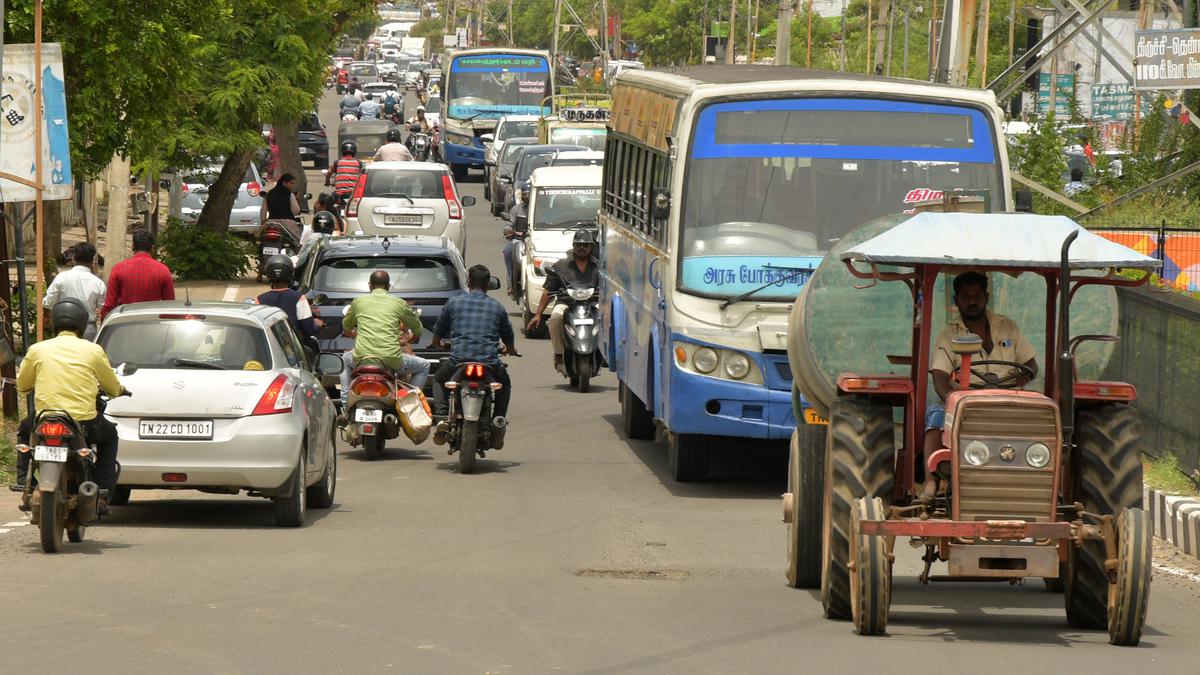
1015 188 1034 213
315 351 346 376
485 159 497 167
950 333 984 355
461 195 476 207
651 188 671 220
499 174 512 184
480 134 494 144
115 362 139 376
488 276 501 290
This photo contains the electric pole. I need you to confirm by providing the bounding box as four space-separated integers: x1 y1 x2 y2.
726 0 738 63
776 0 792 66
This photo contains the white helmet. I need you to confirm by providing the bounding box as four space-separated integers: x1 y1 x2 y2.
416 105 425 112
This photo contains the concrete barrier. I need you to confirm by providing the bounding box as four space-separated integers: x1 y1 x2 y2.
1148 489 1200 561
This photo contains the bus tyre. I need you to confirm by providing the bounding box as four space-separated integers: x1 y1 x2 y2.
786 424 827 589
821 395 894 621
1066 404 1143 631
850 497 891 635
1108 507 1152 646
620 382 654 440
668 433 709 482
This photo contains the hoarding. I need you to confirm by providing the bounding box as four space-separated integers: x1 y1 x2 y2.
1134 29 1200 90
0 43 73 202
1037 73 1074 117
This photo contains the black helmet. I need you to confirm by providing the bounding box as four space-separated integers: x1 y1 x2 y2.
572 229 597 245
263 255 295 284
312 211 336 235
50 298 89 335
340 140 357 156
409 123 422 134
386 128 401 143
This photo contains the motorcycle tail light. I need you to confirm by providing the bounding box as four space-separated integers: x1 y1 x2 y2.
463 363 486 379
264 230 281 241
468 381 479 389
252 374 295 415
352 379 392 398
37 422 72 439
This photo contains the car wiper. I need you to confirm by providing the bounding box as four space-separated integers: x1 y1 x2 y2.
375 193 415 204
171 358 226 370
717 264 815 310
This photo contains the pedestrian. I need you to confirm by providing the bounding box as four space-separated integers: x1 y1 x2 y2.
98 229 175 322
43 241 106 340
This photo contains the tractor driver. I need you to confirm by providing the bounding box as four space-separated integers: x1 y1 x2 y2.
924 271 1038 495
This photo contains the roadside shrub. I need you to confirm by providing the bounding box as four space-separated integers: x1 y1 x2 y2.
157 219 254 281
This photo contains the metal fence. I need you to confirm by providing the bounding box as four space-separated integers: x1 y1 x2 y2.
1088 221 1200 292
1102 284 1200 481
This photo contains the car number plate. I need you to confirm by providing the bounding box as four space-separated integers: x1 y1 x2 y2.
384 215 423 225
33 446 68 462
261 247 280 255
355 409 383 423
138 420 215 440
573 318 595 325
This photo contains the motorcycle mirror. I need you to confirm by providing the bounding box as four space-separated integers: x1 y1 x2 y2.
115 362 139 376
303 192 313 200
488 276 501 291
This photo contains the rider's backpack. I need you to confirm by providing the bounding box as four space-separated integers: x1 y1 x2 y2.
383 95 397 115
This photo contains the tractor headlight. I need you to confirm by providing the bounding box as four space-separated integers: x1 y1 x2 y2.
963 441 990 467
692 347 718 374
1025 442 1052 468
724 352 751 379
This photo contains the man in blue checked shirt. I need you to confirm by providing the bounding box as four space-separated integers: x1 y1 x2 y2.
430 264 519 419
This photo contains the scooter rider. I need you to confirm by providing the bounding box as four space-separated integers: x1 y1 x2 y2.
502 186 530 295
527 229 599 374
374 127 414 162
339 270 431 412
258 256 323 340
16 299 128 513
339 90 361 118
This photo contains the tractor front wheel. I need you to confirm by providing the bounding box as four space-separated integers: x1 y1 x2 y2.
850 497 891 635
786 423 827 589
1107 507 1152 646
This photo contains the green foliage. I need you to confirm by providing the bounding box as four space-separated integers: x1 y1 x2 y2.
1009 114 1069 214
0 435 14 484
157 219 255 281
1144 452 1200 496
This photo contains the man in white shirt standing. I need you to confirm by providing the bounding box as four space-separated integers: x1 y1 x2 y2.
44 242 106 340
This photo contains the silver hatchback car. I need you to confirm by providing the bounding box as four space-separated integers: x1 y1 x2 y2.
346 161 476 255
99 302 340 527
180 161 265 235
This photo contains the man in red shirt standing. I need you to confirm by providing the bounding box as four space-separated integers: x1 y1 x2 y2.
98 229 175 322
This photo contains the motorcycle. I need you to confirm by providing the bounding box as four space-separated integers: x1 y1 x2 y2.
258 219 302 279
558 282 603 392
439 360 513 474
21 383 133 553
410 131 432 161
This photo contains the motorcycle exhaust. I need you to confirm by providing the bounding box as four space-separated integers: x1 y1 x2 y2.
490 416 507 451
77 481 99 519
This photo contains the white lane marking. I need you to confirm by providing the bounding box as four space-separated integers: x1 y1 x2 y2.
222 285 239 302
3 521 29 527
0 529 9 534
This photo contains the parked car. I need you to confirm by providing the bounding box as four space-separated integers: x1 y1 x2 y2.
501 144 588 218
343 160 476 255
180 161 264 235
299 112 330 170
481 115 539 201
99 302 340 527
488 137 538 216
297 235 468 387
347 60 380 85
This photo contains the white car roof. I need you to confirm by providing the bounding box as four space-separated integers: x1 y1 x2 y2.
553 150 604 160
104 301 282 323
529 165 603 188
499 114 540 123
365 161 450 173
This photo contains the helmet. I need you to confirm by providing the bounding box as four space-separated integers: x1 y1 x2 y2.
416 105 425 113
263 255 295 284
312 211 336 235
386 128 401 143
409 123 422 134
340 140 357 156
573 229 597 245
50 298 89 335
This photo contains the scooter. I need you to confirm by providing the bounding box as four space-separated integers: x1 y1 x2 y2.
558 282 603 392
341 357 402 461
258 219 302 280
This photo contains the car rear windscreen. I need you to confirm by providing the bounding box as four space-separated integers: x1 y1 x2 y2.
364 170 445 199
350 64 377 76
314 256 458 293
100 319 272 371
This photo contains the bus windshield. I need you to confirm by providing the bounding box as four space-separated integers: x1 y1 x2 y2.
447 53 551 121
680 97 1003 301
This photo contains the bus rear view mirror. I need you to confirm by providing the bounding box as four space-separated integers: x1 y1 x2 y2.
651 188 671 220
1015 188 1034 213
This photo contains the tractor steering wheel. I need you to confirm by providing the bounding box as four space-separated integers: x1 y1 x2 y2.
954 360 1035 389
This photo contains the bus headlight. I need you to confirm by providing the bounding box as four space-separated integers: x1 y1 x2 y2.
692 348 718 374
446 132 472 146
724 353 751 379
963 441 990 466
1025 443 1052 468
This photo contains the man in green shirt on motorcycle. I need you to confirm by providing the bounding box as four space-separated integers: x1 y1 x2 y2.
339 270 430 410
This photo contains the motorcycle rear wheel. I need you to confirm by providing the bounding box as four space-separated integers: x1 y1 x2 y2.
363 433 383 461
40 488 65 553
459 420 479 474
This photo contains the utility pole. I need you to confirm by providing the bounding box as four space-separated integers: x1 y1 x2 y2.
726 0 738 63
886 0 896 75
904 9 911 77
840 0 847 71
976 0 991 88
874 0 891 74
1007 0 1017 62
776 0 793 66
601 0 611 58
552 0 563 65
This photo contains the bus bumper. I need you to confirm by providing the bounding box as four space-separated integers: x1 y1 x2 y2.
443 141 484 167
666 359 797 440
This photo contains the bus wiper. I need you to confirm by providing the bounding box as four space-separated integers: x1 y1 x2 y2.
463 108 512 121
718 264 814 310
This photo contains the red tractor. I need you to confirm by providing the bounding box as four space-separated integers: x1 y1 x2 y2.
784 212 1159 645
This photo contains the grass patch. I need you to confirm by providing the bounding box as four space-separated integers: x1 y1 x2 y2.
1144 453 1200 497
0 434 14 485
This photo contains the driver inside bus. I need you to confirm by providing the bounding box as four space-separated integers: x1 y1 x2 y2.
924 272 1038 496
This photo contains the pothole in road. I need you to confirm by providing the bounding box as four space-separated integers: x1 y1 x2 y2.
576 568 690 580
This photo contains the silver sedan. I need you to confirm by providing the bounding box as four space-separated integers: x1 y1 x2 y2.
99 301 339 527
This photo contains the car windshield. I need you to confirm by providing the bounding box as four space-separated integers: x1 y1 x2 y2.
364 170 445 198
183 164 255 186
500 120 538 140
679 97 1003 302
313 256 458 293
407 62 430 73
100 318 272 371
533 188 601 227
550 127 606 151
349 64 377 76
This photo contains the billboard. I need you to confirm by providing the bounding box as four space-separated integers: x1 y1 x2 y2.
0 43 72 202
1134 29 1200 90
1037 73 1074 116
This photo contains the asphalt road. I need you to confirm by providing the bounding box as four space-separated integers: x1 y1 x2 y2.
0 91 1197 674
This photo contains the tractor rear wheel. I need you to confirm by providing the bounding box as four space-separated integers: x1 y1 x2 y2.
1107 507 1152 646
786 423 827 589
1066 404 1144 630
850 497 891 635
821 396 895 620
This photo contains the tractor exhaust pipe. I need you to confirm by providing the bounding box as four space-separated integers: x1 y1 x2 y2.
1058 229 1080 452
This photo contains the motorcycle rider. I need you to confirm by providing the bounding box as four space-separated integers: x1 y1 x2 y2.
407 106 432 133
314 192 345 235
339 90 361 118
260 173 301 224
326 141 364 206
300 210 338 247
359 92 382 120
430 265 518 431
339 270 431 411
258 256 322 340
501 185 530 295
374 127 414 162
16 299 128 513
527 229 600 374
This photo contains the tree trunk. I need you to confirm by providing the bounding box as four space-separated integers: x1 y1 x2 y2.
273 117 309 213
104 152 133 276
196 147 256 234
44 200 63 275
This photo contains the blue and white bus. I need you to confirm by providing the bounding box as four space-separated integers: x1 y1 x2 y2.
440 48 553 181
598 67 1011 481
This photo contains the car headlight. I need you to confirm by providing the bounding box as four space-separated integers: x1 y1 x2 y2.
724 352 751 379
568 286 595 301
963 441 990 466
692 347 719 374
1025 442 1052 468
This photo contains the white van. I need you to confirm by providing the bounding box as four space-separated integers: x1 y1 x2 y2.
373 22 414 42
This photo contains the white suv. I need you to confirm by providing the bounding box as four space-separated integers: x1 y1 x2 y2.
345 161 476 255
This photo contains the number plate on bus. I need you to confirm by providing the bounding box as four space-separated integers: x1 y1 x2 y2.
139 420 214 440
261 247 280 255
34 446 68 462
384 215 423 225
355 409 383 423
